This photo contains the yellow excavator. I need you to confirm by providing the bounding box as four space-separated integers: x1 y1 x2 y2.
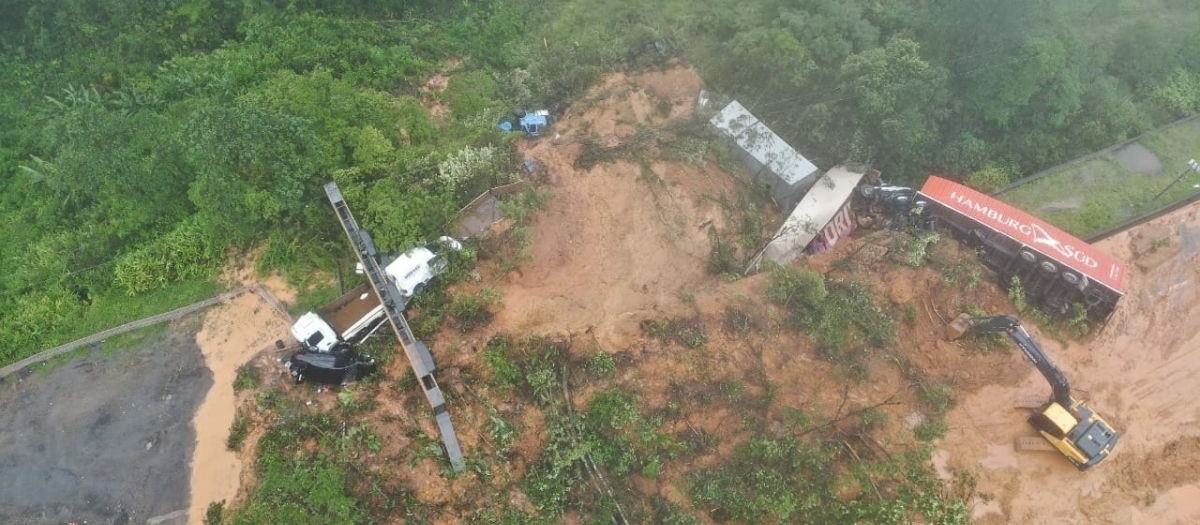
951 314 1119 470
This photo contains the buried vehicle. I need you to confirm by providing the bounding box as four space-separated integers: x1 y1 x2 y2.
285 348 377 385
499 109 551 137
918 177 1127 321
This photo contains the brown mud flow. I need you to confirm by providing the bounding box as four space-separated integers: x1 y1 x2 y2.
936 203 1200 525
186 289 292 524
492 64 725 349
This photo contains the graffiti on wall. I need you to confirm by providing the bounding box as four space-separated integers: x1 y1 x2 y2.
805 202 857 255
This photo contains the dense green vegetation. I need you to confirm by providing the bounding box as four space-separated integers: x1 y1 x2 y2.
3 0 1198 362
5 2 1187 523
0 2 520 360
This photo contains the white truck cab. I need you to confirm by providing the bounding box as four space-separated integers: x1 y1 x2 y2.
291 311 342 353
395 237 459 295
293 236 463 352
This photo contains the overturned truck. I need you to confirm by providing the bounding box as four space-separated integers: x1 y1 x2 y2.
918 176 1128 321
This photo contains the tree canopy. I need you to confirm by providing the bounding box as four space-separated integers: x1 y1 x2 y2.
1 0 1198 363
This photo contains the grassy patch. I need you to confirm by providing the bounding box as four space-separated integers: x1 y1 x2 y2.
3 278 220 368
1001 117 1200 237
585 351 617 379
31 319 174 376
958 305 1010 353
287 280 343 320
482 335 525 390
100 322 170 353
449 288 502 332
226 410 252 451
690 433 967 524
722 305 757 334
234 364 262 393
901 231 941 267
643 316 709 349
706 232 740 275
471 335 689 523
221 394 396 524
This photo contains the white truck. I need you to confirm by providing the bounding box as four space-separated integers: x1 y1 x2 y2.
291 236 462 352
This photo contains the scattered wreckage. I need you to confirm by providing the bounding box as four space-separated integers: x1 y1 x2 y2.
280 236 462 385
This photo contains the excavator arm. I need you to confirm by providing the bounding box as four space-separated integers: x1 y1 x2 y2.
961 315 1073 408
954 314 1119 469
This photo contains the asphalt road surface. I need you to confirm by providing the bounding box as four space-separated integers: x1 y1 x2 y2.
0 321 210 525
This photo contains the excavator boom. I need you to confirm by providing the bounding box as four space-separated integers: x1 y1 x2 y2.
962 315 1073 408
957 314 1119 469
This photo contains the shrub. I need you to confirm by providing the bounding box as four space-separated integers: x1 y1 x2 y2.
918 382 956 415
914 418 949 442
113 218 223 295
444 70 500 119
964 164 1014 193
226 410 251 451
691 436 832 522
488 413 516 453
1153 68 1200 116
1007 275 1028 312
1066 302 1091 337
643 317 708 348
437 145 507 195
766 264 827 309
706 234 739 275
765 266 896 375
204 502 225 525
723 306 755 333
234 364 261 392
450 288 501 331
903 231 941 267
498 186 548 224
482 336 522 389
585 352 617 379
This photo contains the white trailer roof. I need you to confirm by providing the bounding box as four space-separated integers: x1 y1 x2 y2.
763 166 864 263
710 100 818 186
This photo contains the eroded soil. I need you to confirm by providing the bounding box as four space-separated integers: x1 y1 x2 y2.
936 204 1200 524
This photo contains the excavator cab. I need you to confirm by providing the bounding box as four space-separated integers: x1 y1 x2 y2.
951 313 1119 470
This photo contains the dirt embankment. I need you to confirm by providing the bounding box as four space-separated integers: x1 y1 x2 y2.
485 63 724 349
359 63 752 516
357 63 1024 521
936 204 1200 524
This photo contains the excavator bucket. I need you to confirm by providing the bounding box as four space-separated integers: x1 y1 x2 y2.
946 313 973 340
